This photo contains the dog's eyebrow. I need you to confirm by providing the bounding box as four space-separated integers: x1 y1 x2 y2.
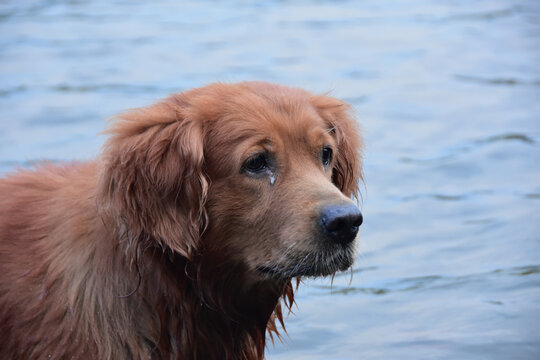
241 137 275 158
263 138 274 149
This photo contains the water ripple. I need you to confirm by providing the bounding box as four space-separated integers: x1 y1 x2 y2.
400 133 538 164
454 74 540 87
0 83 182 97
314 265 540 296
479 133 536 145
440 7 520 22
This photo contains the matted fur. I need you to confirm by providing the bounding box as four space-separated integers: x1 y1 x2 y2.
0 82 363 359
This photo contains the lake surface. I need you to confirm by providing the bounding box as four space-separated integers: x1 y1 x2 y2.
1 1 539 359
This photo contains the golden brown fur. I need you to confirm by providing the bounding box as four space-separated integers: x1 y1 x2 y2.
0 82 363 359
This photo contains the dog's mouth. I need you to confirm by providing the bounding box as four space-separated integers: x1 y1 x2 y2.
256 246 356 279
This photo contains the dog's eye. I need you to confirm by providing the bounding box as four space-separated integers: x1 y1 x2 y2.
243 153 268 173
322 147 333 166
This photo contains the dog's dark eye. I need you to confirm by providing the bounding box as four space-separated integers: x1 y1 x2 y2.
322 147 333 166
243 153 268 173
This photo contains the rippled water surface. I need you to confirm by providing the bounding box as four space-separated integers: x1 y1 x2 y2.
1 1 539 359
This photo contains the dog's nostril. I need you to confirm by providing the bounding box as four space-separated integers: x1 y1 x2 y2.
326 217 345 232
353 212 363 227
320 204 363 245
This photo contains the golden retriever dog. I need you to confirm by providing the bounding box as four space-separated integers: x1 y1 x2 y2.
0 82 363 359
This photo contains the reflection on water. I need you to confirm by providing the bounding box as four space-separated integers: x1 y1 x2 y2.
1 0 539 359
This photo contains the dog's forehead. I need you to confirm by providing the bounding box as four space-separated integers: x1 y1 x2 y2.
224 87 329 140
215 101 328 152
203 88 333 175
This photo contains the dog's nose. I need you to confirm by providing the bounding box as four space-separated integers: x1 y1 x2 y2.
320 204 363 245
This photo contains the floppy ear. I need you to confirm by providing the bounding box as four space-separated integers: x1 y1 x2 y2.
98 95 207 258
311 95 364 200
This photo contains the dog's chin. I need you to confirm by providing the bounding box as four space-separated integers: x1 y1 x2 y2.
256 246 356 280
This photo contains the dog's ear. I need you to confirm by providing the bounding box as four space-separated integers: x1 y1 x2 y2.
98 95 207 258
311 95 364 200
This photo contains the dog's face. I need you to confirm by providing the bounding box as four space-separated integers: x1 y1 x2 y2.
201 83 363 279
100 82 363 281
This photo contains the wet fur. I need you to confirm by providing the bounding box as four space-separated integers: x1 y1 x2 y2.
0 82 362 359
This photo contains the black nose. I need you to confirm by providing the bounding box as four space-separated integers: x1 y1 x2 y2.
320 204 363 245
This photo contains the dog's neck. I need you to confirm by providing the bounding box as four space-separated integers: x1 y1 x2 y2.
133 244 291 360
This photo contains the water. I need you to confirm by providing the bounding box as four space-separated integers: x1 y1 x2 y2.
1 1 539 359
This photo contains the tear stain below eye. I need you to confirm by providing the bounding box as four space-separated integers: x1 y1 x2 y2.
269 175 275 185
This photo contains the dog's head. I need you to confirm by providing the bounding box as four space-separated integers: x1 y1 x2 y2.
99 82 363 280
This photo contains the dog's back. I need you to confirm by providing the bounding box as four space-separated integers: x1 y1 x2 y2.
0 163 110 358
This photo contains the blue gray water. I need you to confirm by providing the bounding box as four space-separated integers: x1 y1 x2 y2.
1 1 539 359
